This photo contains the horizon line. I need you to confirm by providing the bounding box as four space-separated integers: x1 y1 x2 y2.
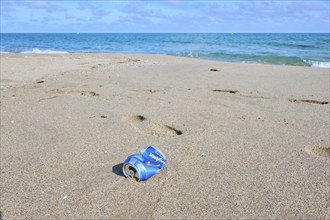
1 32 329 34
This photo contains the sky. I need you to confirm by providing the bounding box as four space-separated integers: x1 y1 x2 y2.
1 0 329 33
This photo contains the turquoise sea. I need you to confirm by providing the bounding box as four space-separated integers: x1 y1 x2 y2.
1 33 329 68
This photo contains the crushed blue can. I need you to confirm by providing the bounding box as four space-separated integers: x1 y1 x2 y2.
122 146 166 181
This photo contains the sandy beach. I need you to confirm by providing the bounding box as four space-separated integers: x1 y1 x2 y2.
0 54 329 219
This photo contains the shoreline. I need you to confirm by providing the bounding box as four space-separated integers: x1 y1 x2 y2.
1 52 329 68
1 53 329 219
0 53 330 84
1 33 329 68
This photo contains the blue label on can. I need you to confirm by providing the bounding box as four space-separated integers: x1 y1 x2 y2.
123 146 166 181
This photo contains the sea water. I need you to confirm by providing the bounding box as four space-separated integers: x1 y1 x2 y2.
1 33 329 68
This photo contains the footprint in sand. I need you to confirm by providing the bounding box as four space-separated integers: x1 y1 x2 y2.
132 89 159 93
122 115 182 137
123 115 146 123
212 89 239 94
288 99 329 105
211 89 268 100
47 89 99 97
304 146 330 158
143 89 158 93
36 80 45 84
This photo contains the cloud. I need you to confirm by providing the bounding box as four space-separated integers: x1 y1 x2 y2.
122 2 155 15
1 0 329 33
108 1 171 30
1 1 16 19
15 1 67 13
77 2 110 20
110 0 330 33
189 1 330 32
120 1 168 19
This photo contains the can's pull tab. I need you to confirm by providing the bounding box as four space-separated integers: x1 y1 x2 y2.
123 164 140 181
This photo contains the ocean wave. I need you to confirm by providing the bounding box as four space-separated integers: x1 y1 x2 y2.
163 40 192 44
21 48 69 54
295 44 318 49
268 42 318 49
175 51 329 68
305 60 330 68
176 51 201 58
270 42 318 49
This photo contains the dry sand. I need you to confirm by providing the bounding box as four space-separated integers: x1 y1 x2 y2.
0 54 329 219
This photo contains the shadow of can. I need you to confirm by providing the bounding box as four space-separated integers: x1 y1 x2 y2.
112 163 125 177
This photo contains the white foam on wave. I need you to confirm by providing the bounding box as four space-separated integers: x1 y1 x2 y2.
306 60 330 68
21 48 69 54
177 51 200 58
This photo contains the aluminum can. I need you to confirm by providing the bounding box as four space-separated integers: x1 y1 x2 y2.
122 146 166 181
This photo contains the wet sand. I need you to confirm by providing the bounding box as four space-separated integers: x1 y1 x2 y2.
1 54 329 219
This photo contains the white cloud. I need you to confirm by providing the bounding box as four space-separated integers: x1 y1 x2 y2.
16 0 67 13
1 0 329 33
